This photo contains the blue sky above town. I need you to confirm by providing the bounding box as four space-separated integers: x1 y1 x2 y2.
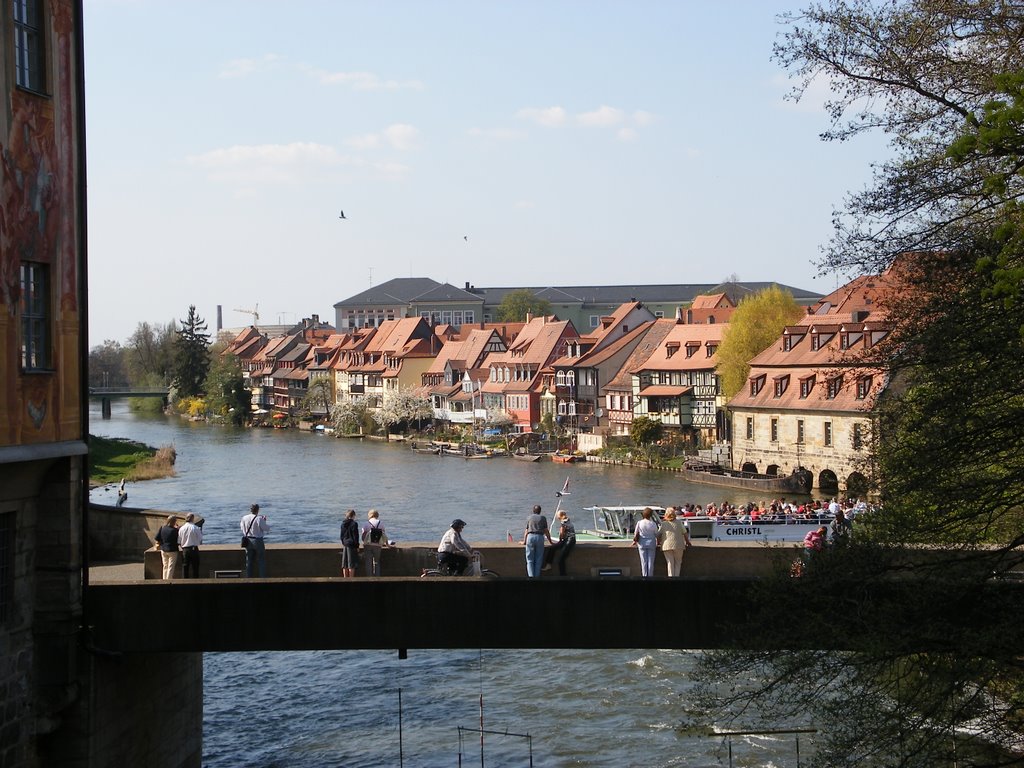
83 0 886 347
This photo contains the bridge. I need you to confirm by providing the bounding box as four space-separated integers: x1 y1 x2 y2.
85 542 1024 654
88 386 170 418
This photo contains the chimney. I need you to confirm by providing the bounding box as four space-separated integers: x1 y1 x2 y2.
465 281 470 290
526 312 533 323
675 306 684 324
217 305 223 331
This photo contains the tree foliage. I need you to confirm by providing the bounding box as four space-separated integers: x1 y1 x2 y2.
331 396 373 436
203 352 250 426
629 415 662 448
495 289 552 322
716 285 804 399
88 340 127 388
373 388 433 433
172 305 211 398
125 320 176 386
301 378 334 421
691 4 1024 766
774 0 1024 287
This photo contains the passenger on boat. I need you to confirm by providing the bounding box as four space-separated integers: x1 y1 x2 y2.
437 519 473 576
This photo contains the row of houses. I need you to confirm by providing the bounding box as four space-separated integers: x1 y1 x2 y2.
224 273 893 495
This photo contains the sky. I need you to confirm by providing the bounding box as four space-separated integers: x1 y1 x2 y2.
82 0 888 348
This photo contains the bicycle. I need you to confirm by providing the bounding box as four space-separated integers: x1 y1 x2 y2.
421 550 500 578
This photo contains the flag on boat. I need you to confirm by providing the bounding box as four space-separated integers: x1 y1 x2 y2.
556 477 571 497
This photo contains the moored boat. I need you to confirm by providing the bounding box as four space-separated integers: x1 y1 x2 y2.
681 460 812 495
552 452 581 463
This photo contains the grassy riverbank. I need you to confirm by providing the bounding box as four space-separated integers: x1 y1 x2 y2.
88 435 176 486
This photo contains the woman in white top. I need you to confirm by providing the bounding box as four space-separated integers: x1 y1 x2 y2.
631 507 660 578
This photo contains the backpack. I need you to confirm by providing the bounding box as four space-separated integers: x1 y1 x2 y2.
369 524 384 544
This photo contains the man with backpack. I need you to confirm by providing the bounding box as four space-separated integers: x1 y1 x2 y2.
360 509 390 576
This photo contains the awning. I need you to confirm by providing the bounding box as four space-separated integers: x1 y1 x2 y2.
639 385 692 397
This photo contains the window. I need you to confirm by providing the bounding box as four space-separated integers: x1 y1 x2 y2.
856 375 872 399
826 374 844 399
464 311 474 324
666 342 679 359
706 344 717 357
749 374 766 396
824 421 833 447
20 262 50 370
745 417 754 440
770 417 778 442
685 342 699 358
589 315 600 328
14 0 45 93
797 419 805 444
799 375 815 398
773 375 790 398
0 512 12 625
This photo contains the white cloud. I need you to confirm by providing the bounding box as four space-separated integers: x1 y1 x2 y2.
345 133 382 150
467 127 527 141
577 105 625 127
219 54 284 79
632 110 656 127
617 127 637 142
516 106 568 127
186 141 409 184
383 123 420 151
312 69 424 91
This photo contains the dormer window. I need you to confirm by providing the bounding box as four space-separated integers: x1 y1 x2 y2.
773 374 790 398
685 342 700 358
706 343 718 357
749 373 766 397
856 375 872 399
666 341 680 359
826 374 844 400
799 374 815 398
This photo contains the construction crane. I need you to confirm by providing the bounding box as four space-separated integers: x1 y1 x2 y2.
234 304 260 327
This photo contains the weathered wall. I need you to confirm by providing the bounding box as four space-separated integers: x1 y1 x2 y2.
81 652 202 768
88 504 202 563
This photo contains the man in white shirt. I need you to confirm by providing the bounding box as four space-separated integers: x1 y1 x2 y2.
437 519 473 575
240 504 271 578
178 513 203 578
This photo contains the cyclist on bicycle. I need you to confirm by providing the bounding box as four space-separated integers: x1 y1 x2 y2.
437 519 473 575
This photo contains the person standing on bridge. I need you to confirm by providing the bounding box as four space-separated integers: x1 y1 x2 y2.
360 509 389 576
178 513 203 578
241 504 271 578
657 507 691 578
340 509 360 577
631 507 660 578
154 515 180 579
521 504 553 578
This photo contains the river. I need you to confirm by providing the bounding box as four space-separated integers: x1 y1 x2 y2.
89 401 811 768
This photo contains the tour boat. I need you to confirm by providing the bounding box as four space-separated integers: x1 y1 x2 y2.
576 505 832 543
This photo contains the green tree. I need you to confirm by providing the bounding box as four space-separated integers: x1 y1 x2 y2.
301 378 334 421
125 320 176 386
331 396 373 436
691 3 1024 765
172 305 210 398
715 286 803 399
496 289 552 322
88 340 127 389
204 351 250 426
629 415 663 465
